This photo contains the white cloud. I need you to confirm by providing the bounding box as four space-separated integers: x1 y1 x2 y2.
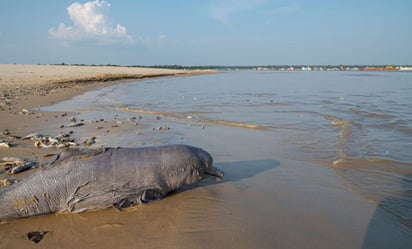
49 0 133 44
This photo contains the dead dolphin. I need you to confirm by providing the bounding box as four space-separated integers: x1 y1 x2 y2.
0 144 223 220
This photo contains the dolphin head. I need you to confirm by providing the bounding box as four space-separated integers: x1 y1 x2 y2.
195 147 224 182
164 145 224 190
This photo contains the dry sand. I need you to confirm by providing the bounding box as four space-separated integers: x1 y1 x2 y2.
0 64 410 249
0 64 208 86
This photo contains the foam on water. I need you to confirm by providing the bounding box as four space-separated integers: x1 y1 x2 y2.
117 106 272 130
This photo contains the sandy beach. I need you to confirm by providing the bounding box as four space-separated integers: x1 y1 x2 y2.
0 65 411 249
0 64 211 165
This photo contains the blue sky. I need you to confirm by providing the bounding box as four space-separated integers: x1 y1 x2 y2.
0 0 411 65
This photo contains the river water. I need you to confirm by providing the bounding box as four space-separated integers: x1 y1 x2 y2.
44 70 412 232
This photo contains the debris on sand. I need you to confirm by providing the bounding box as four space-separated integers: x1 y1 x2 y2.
0 142 11 149
23 132 78 149
82 137 96 146
0 178 18 186
27 231 49 244
0 157 38 174
153 125 170 131
18 108 34 115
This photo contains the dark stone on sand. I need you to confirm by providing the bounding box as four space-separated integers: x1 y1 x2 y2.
27 231 48 244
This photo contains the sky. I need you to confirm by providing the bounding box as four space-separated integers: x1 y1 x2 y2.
0 0 411 66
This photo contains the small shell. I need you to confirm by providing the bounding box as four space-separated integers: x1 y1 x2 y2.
23 133 43 140
2 156 23 162
66 142 77 147
56 142 77 149
34 141 51 149
47 137 59 145
0 142 11 149
19 109 32 115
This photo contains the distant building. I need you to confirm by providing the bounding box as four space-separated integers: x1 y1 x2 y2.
398 66 412 71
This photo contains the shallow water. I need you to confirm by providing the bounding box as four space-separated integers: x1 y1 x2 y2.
41 71 412 235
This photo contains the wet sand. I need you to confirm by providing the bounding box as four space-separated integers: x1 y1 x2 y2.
0 65 411 248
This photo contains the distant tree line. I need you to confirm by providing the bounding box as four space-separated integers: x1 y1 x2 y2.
47 63 411 70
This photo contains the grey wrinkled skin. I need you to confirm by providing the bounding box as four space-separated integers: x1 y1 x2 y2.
0 144 223 221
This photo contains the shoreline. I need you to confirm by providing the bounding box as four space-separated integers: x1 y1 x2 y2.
0 64 215 108
0 64 214 171
1 65 411 248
